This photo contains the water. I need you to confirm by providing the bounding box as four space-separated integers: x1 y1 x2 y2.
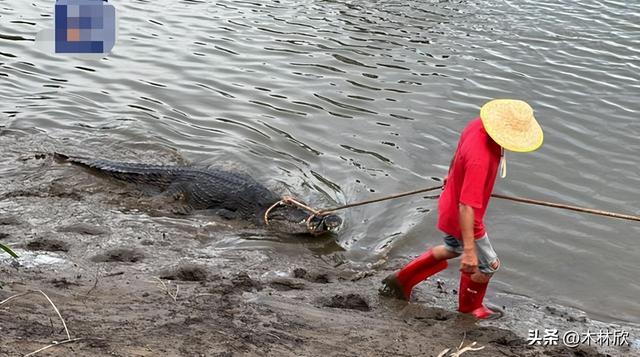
1 0 639 324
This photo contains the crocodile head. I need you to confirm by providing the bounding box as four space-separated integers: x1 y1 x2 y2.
265 205 342 235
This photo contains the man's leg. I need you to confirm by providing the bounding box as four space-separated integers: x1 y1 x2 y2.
458 235 502 319
380 237 461 300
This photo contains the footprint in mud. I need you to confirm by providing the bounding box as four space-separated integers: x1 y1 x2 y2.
411 307 456 322
58 223 110 236
160 264 208 282
92 248 144 263
230 272 263 292
293 267 331 284
209 272 264 296
49 277 81 289
26 238 69 252
321 293 370 312
269 278 306 291
545 305 588 323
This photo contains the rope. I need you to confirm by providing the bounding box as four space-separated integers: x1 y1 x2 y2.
264 196 322 232
491 193 640 222
325 187 640 223
317 184 443 215
263 186 443 234
264 184 640 234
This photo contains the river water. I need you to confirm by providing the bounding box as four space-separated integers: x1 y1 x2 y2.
1 0 638 324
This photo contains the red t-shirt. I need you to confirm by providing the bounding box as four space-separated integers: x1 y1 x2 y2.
437 118 501 239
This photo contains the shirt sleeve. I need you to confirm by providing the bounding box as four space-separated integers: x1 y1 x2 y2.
459 160 490 209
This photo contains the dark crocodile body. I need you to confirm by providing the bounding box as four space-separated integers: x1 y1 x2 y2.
56 153 280 221
55 153 343 235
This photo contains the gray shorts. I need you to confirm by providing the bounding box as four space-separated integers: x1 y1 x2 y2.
443 234 500 274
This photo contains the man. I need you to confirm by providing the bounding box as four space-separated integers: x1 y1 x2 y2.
379 99 544 319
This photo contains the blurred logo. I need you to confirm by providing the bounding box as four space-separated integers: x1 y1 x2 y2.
37 0 116 55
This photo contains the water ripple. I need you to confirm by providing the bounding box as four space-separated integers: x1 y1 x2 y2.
1 0 639 323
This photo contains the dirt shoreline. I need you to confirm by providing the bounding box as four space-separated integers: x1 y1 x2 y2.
0 147 638 356
0 245 620 357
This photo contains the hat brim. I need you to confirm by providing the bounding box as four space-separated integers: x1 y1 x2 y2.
480 100 544 153
482 118 544 152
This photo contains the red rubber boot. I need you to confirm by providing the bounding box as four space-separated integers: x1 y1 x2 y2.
457 272 501 319
380 249 448 300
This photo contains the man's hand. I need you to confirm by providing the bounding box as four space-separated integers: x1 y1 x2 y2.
460 249 478 273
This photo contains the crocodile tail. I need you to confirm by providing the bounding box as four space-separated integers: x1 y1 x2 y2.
55 152 177 188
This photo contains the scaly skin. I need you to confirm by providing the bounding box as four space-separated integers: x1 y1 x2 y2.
54 153 342 235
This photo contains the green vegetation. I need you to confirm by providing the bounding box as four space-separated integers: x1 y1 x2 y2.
0 243 18 258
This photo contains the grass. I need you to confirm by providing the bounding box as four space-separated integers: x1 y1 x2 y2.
0 243 18 258
1 289 84 356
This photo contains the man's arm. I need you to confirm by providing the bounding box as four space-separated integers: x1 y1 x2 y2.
459 203 478 273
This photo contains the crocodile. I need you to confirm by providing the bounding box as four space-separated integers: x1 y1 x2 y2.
54 153 342 236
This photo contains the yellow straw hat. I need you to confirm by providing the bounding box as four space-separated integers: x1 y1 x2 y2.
480 99 544 153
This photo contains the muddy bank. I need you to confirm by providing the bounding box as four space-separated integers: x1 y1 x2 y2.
0 146 638 356
0 246 620 357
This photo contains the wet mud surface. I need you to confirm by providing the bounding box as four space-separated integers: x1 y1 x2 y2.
0 141 638 356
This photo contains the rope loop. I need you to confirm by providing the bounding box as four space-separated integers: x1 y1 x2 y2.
263 196 323 233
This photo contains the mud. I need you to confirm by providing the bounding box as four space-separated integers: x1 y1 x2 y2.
0 138 638 356
91 248 146 263
25 238 70 253
160 264 209 282
294 268 332 284
57 223 111 236
321 293 371 312
0 256 616 357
